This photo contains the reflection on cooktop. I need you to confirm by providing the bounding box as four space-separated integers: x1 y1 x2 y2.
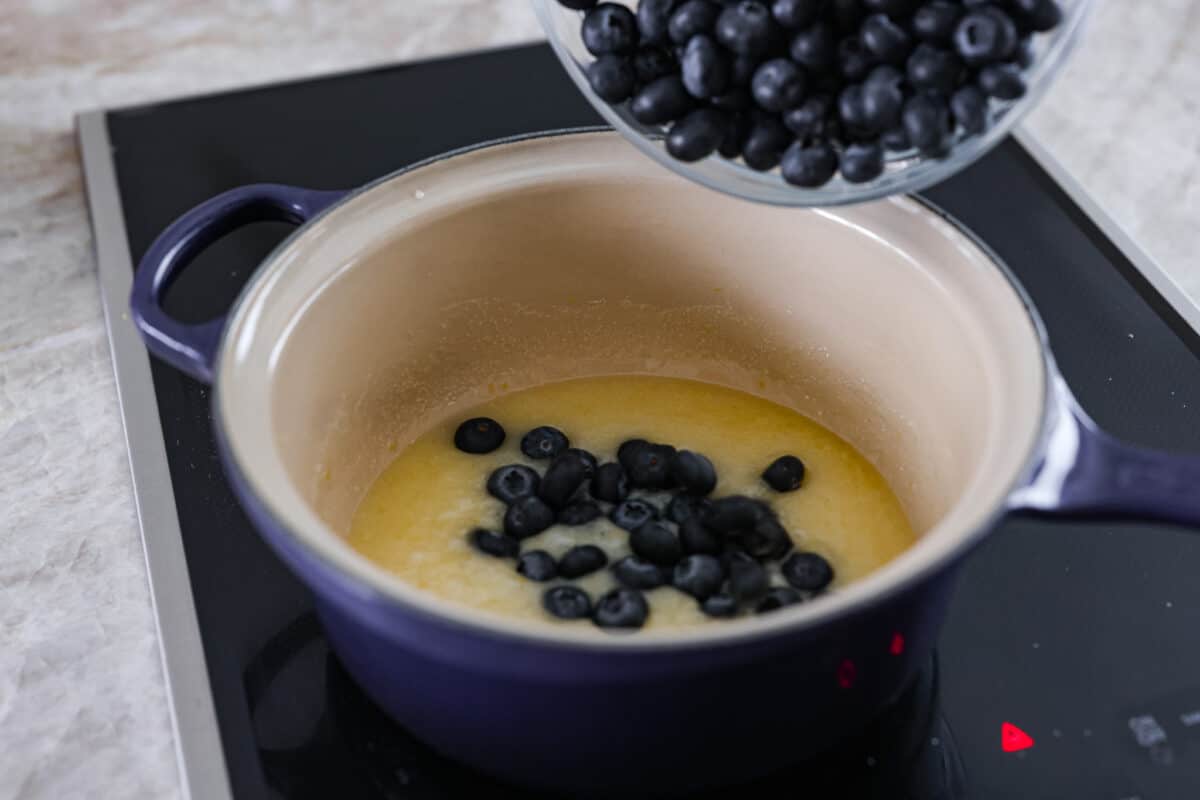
244 613 966 799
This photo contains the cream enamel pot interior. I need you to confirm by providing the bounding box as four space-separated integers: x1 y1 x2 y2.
130 131 1200 795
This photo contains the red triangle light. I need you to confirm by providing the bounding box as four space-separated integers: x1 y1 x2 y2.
1001 722 1035 753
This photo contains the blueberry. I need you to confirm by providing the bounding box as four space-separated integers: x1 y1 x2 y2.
637 0 678 43
487 464 541 504
782 551 835 591
715 1 776 56
679 516 722 555
559 500 603 526
1014 35 1035 69
950 84 987 134
543 585 593 620
771 0 821 28
681 34 731 98
783 93 833 136
718 111 751 157
517 550 558 582
667 108 730 161
729 53 760 86
701 593 740 618
557 0 597 8
750 58 806 112
906 43 961 92
840 140 885 183
741 113 791 170
539 452 592 509
672 554 725 599
504 496 556 539
563 448 598 475
667 493 712 524
1008 0 1062 33
612 556 671 589
586 55 637 103
712 86 753 112
863 0 917 14
789 21 836 70
668 0 721 44
977 62 1026 99
559 544 609 578
902 92 951 153
727 551 770 600
781 139 838 187
704 495 770 533
953 8 1016 65
617 438 649 465
631 521 684 566
591 463 629 504
668 450 717 496
860 65 904 130
861 13 911 65
593 588 650 629
631 75 696 124
837 83 872 133
756 586 805 613
633 44 679 83
521 425 570 460
468 528 519 558
624 442 678 489
610 498 660 531
735 514 794 560
837 35 876 82
582 3 640 55
911 1 963 44
881 125 912 151
762 454 806 492
453 417 505 454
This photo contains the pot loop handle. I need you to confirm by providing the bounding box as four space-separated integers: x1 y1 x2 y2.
130 184 347 384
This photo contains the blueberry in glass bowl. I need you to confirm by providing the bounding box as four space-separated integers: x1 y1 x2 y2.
532 0 1094 206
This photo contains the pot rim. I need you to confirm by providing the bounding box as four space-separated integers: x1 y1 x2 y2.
210 129 1056 652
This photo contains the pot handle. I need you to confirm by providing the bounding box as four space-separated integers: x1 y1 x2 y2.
129 184 347 384
1009 376 1200 527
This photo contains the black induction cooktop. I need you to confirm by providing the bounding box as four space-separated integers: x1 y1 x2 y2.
79 43 1200 799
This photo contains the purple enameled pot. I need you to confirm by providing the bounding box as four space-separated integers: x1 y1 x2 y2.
130 132 1200 796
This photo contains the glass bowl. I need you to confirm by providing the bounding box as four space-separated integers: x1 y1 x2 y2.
532 0 1094 206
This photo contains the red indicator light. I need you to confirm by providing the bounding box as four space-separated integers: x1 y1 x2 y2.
889 633 905 655
837 659 857 689
1001 722 1035 753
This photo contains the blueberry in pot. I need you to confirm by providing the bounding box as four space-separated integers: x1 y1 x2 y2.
612 556 671 590
704 495 770 533
860 64 904 130
681 34 732 98
610 498 660 531
771 0 821 29
582 3 640 56
741 112 792 170
591 462 629 504
517 550 558 582
679 516 722 555
557 0 597 8
906 43 961 93
902 91 951 154
587 55 636 103
735 514 794 561
861 13 911 65
715 1 776 57
633 44 678 83
701 593 740 618
881 125 912 151
950 84 987 134
487 464 541 505
783 93 833 136
1014 35 1035 69
911 1 963 44
543 585 593 620
617 438 649 466
637 0 678 44
762 454 806 492
782 551 835 591
718 111 750 157
504 496 556 539
838 84 872 134
672 554 725 599
977 62 1026 99
468 528 519 559
593 588 650 629
712 86 753 112
631 75 696 124
559 500 603 526
667 108 730 161
1008 0 1062 33
559 544 610 578
953 8 1017 65
789 21 836 70
667 493 712 524
781 139 838 187
670 450 717 496
631 521 684 566
751 58 807 112
539 451 593 509
625 442 678 489
668 0 722 44
453 417 505 454
725 551 769 600
837 35 876 82
841 140 885 182
863 0 917 15
521 425 570 460
756 586 805 613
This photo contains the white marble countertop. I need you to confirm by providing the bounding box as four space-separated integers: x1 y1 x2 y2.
1 1 1198 797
